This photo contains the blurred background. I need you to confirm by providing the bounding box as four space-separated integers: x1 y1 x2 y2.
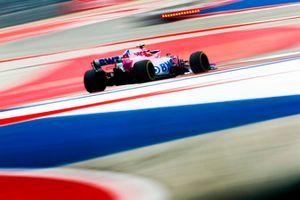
0 0 69 27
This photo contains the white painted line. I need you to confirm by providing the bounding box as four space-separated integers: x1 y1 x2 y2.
1 58 300 120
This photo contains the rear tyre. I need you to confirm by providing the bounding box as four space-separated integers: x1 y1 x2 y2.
189 51 210 74
133 60 156 82
84 70 107 93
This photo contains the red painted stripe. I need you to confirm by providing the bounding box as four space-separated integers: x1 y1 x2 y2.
1 70 297 126
1 15 299 63
0 175 115 200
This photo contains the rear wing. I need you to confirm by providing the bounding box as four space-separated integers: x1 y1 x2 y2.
92 56 122 72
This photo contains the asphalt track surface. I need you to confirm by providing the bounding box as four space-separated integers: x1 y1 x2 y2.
0 0 300 199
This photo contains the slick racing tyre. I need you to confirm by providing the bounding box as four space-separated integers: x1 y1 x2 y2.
189 51 210 74
133 60 156 82
84 70 107 93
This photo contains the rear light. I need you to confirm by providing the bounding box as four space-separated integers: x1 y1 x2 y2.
161 9 200 18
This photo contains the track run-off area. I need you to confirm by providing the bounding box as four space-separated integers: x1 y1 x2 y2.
0 0 300 199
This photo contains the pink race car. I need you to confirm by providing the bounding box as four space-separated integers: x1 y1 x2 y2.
84 45 214 93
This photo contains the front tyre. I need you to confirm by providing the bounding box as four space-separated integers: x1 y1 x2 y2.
133 60 156 82
189 51 210 74
84 70 107 93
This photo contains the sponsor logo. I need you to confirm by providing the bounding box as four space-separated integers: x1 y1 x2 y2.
155 59 173 74
99 56 120 66
155 66 161 74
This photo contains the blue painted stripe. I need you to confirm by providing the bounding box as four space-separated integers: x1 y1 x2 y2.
2 56 299 113
201 0 300 14
0 95 300 168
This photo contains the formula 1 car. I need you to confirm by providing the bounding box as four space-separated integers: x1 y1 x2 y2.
84 45 215 93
